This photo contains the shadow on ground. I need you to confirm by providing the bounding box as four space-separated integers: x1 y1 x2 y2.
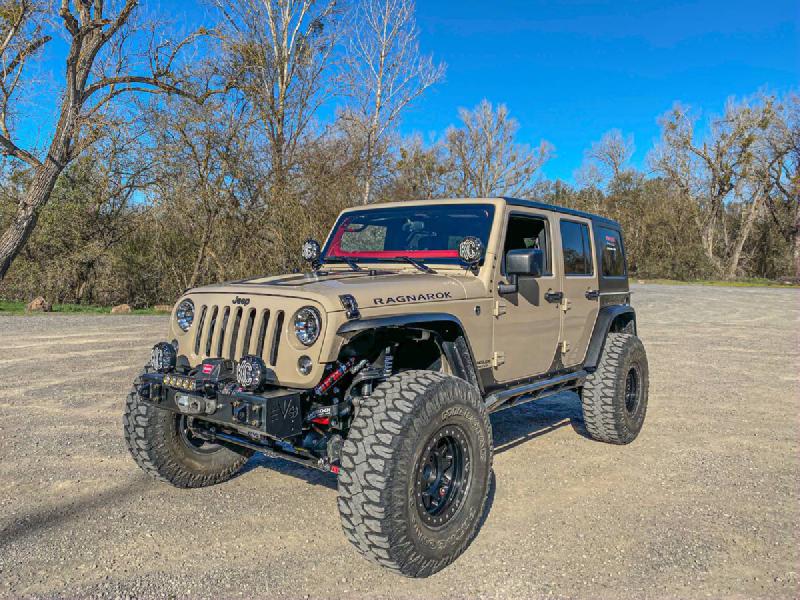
1 392 582 550
0 476 158 550
490 390 589 454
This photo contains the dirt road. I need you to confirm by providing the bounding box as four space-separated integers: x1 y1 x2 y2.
0 284 798 599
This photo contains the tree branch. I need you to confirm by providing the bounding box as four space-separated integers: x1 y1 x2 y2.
0 35 51 80
0 133 41 167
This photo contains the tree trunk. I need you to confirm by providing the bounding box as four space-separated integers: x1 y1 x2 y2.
362 139 373 205
724 196 765 280
188 213 215 289
0 162 61 280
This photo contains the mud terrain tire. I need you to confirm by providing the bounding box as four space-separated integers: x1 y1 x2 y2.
123 386 251 488
581 333 649 444
337 370 493 577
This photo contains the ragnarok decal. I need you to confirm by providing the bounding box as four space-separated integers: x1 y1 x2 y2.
373 291 453 305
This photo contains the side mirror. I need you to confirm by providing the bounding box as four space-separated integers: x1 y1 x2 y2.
499 248 544 294
506 248 544 277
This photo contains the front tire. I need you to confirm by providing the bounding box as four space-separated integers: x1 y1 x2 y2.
337 370 493 577
123 386 251 488
581 333 649 444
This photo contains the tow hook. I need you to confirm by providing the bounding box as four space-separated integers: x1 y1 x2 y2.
175 393 217 415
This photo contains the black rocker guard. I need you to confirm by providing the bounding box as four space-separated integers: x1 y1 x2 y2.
137 372 305 441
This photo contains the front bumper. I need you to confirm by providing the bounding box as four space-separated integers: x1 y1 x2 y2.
137 372 304 440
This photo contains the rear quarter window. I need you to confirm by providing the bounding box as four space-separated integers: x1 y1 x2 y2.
559 220 593 276
599 227 626 277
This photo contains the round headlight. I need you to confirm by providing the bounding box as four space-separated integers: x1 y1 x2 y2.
237 355 268 391
293 306 321 346
176 299 194 332
151 342 177 373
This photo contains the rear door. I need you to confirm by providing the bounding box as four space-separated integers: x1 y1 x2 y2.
558 217 600 367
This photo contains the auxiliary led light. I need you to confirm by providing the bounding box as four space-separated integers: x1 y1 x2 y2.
237 355 268 391
151 342 177 373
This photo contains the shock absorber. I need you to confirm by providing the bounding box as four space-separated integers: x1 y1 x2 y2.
314 358 356 396
383 346 394 378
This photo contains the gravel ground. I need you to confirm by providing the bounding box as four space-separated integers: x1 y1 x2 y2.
0 284 798 599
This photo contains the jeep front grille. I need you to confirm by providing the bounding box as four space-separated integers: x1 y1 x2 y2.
192 304 284 365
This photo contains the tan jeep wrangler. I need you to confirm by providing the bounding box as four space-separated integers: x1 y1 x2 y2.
124 197 648 577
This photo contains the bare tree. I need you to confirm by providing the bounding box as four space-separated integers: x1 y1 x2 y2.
761 94 799 279
578 129 635 187
0 0 209 281
218 0 338 193
147 94 260 289
650 98 775 277
445 100 553 198
342 0 444 204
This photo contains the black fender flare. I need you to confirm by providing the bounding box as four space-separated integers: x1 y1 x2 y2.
583 305 637 372
337 313 483 392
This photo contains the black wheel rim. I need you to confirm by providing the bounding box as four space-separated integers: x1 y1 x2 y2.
414 425 471 529
176 415 220 455
624 365 641 413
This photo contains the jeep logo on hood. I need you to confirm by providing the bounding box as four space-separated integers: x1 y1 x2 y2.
232 296 251 306
373 291 452 305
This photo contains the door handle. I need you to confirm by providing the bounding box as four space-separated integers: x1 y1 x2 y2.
544 291 563 303
585 289 600 300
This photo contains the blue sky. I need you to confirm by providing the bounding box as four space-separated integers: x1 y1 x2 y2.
19 0 799 183
405 0 799 181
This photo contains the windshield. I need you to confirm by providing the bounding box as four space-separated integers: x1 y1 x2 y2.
323 204 495 265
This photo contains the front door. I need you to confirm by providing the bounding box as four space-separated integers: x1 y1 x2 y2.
558 217 600 367
491 210 563 383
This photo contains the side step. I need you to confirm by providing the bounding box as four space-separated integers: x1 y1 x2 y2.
484 370 588 413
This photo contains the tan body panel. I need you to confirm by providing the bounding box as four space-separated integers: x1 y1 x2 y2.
162 197 622 391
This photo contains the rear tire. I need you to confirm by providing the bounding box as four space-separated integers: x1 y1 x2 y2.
123 385 251 488
581 333 649 444
337 370 493 577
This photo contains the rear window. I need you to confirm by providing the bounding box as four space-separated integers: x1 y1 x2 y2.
599 227 626 277
560 220 593 276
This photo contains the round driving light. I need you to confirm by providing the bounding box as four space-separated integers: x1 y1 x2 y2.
301 239 321 263
293 306 321 346
176 299 195 332
151 342 177 373
236 355 268 391
458 236 484 265
298 355 313 376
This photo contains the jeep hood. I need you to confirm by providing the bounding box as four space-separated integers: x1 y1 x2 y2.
187 270 484 313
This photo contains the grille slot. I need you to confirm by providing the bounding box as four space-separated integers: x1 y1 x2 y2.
216 307 231 357
193 305 208 354
269 311 284 366
204 306 219 356
192 303 284 363
229 307 243 358
255 310 270 357
241 308 256 356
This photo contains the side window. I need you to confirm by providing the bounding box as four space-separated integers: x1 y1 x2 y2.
599 227 626 276
502 215 551 275
560 220 593 276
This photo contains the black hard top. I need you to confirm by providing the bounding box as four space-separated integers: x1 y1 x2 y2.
502 197 621 229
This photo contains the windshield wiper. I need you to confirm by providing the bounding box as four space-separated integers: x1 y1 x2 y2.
390 256 436 274
324 256 363 272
